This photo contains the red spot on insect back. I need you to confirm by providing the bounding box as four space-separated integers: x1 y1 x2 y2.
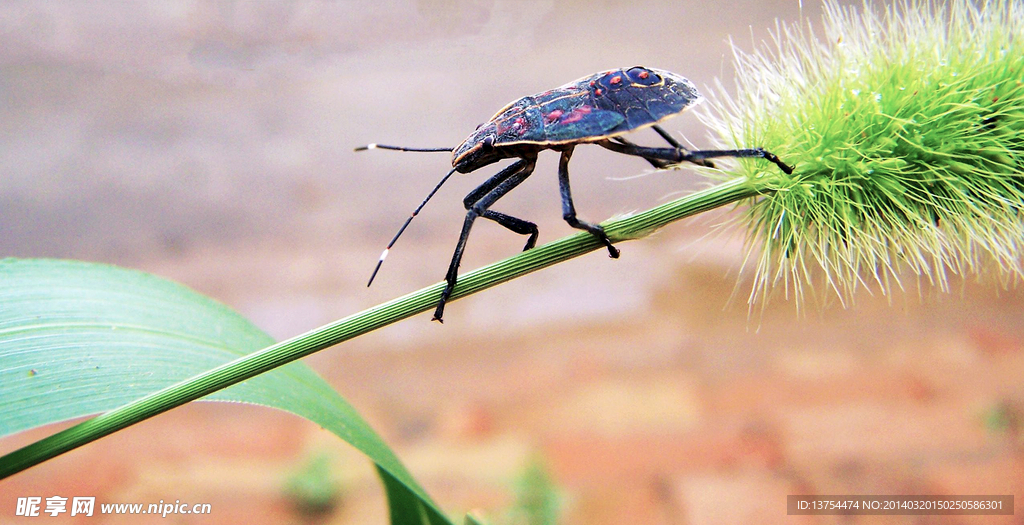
560 105 591 124
544 110 564 124
638 70 649 79
610 75 622 84
513 117 529 135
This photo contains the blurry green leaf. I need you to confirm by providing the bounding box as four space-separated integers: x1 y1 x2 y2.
284 451 342 516
465 513 489 525
981 401 1020 435
507 457 562 525
0 258 452 525
380 465 451 524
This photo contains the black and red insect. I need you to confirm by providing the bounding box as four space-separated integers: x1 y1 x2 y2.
358 66 793 322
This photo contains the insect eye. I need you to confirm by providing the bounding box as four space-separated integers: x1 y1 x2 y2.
481 135 494 149
626 67 660 86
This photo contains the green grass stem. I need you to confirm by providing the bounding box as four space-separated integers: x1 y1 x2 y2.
0 175 766 478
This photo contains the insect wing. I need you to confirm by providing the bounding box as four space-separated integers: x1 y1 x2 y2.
543 107 625 142
492 97 546 144
591 67 700 132
534 84 625 142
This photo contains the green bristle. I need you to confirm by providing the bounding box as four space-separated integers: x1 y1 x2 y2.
700 0 1024 308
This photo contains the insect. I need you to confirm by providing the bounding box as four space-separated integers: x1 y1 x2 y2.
358 66 793 322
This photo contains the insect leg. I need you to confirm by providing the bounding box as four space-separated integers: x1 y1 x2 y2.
608 131 713 169
558 147 620 258
462 159 528 205
686 148 794 174
478 210 539 251
434 157 538 322
461 160 539 250
598 140 793 174
609 136 672 169
651 125 684 148
651 125 715 168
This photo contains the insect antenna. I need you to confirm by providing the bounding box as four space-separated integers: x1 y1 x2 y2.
355 143 453 153
367 167 459 287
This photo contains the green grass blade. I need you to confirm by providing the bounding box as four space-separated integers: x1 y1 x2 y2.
0 258 450 525
379 465 451 525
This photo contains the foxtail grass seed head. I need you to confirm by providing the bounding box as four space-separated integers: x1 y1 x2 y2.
700 0 1024 309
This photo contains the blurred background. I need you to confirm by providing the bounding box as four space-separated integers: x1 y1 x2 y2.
2 1 1022 523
